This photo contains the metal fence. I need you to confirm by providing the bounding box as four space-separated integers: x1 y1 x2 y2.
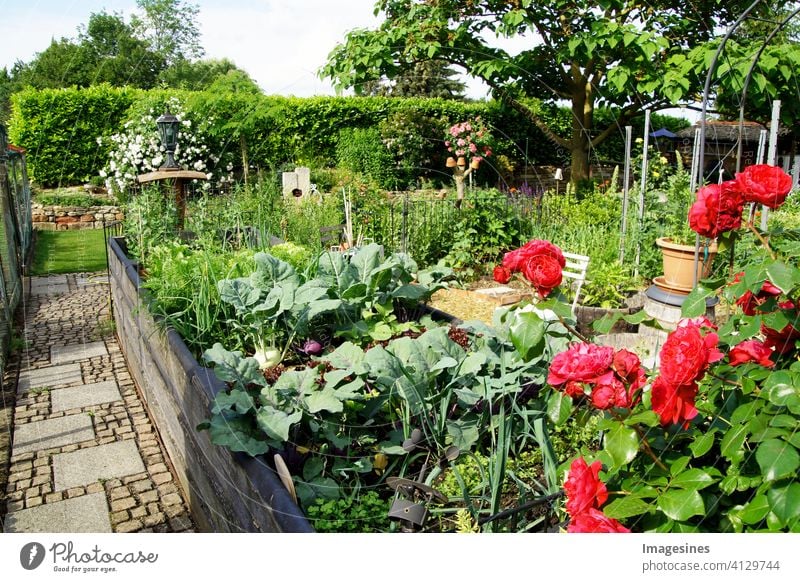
0 124 33 383
358 191 557 266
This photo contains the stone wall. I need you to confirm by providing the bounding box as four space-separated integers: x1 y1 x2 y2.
108 237 312 533
32 203 123 230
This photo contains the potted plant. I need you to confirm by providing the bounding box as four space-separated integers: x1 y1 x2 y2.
653 170 716 294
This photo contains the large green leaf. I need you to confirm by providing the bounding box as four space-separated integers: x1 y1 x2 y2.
322 341 366 373
211 389 256 415
509 310 545 361
762 371 800 407
670 468 715 490
681 286 713 318
604 423 639 467
446 418 480 451
766 261 800 294
351 243 383 284
391 284 429 301
547 390 572 426
767 483 800 526
689 430 716 458
202 343 267 388
207 414 269 456
218 278 261 313
603 495 653 520
250 252 298 289
305 387 345 414
738 494 770 525
255 406 302 441
657 489 704 521
756 439 800 481
720 424 748 462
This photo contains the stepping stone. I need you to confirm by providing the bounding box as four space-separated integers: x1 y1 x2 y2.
12 415 95 456
76 274 109 287
53 440 145 491
17 363 82 393
51 380 122 412
30 275 69 296
51 341 108 364
3 492 111 533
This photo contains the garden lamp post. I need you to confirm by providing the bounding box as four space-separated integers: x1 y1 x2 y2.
156 110 181 170
137 109 206 230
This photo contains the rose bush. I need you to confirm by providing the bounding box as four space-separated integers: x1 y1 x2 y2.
494 239 565 298
444 117 492 162
507 164 800 532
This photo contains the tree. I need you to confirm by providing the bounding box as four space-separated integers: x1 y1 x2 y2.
14 39 95 89
365 60 466 99
322 0 753 184
131 0 204 66
159 58 247 91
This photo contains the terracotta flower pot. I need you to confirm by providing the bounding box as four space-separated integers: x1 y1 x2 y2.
470 158 480 170
456 156 466 167
655 237 717 294
446 156 456 168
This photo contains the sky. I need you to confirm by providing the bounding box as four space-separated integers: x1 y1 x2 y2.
0 0 496 98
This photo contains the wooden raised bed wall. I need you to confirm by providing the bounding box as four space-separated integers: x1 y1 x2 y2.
107 236 312 532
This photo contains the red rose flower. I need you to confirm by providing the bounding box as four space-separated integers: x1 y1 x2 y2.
567 507 630 533
591 377 630 410
735 164 793 210
729 340 775 367
734 276 782 316
522 254 563 298
502 239 565 272
548 343 615 387
658 324 723 387
564 381 586 398
612 349 646 404
688 181 744 238
761 308 800 354
651 376 699 428
493 265 512 284
564 458 608 517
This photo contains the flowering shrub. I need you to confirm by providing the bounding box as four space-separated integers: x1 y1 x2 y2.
444 117 492 162
494 239 565 298
521 164 800 532
99 96 235 197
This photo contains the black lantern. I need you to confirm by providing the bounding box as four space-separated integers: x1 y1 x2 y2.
156 109 180 170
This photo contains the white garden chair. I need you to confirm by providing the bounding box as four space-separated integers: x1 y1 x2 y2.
518 251 590 320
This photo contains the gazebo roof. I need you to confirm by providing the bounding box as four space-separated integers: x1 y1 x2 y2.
675 121 770 143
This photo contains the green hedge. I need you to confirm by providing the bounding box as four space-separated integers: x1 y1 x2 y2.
9 85 139 186
9 85 688 188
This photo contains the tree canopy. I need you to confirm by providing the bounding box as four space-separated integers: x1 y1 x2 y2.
322 0 756 184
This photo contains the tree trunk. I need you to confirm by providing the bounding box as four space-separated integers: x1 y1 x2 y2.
240 135 249 187
569 79 593 185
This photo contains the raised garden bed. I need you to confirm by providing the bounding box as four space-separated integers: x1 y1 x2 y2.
108 236 312 532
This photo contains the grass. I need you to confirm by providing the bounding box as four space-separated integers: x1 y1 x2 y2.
30 229 108 275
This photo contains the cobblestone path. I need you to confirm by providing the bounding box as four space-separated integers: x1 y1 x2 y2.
1 273 195 533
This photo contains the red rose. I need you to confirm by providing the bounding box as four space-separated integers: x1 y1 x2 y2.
493 265 512 284
761 308 800 354
612 349 646 404
522 254 563 298
564 458 608 517
658 324 723 387
735 164 793 210
729 340 775 367
591 377 630 409
548 343 615 387
688 181 744 238
567 507 630 533
502 239 565 272
651 376 699 428
564 381 586 398
734 277 782 316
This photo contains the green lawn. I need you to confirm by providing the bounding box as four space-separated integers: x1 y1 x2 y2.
30 229 108 275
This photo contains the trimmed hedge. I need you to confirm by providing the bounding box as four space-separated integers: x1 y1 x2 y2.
9 85 139 186
9 85 688 188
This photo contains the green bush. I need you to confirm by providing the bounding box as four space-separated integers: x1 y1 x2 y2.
34 192 111 207
9 85 138 186
336 127 395 189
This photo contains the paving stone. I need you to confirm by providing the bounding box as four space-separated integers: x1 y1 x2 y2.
52 440 145 491
17 363 82 393
169 515 192 532
3 492 111 533
30 276 69 296
115 519 143 533
12 415 95 455
51 380 122 412
51 341 108 365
